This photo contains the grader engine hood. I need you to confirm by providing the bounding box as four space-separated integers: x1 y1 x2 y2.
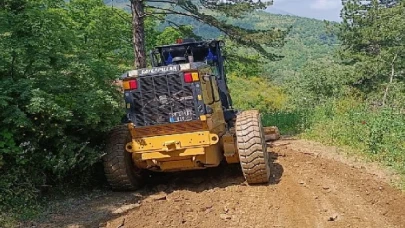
121 63 208 130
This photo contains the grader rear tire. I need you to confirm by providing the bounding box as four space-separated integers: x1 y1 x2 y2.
236 110 270 184
103 125 143 191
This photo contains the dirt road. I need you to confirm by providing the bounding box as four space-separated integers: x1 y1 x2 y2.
35 139 405 228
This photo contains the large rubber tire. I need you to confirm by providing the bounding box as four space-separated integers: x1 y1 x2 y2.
236 110 270 184
103 125 143 191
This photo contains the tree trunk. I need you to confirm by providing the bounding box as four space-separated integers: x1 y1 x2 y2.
382 54 397 106
131 0 146 69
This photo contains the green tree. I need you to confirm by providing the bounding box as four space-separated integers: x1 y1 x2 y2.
339 0 405 106
128 0 288 68
0 0 138 218
155 25 199 45
286 58 356 108
223 39 263 77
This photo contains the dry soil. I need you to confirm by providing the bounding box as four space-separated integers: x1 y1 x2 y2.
31 139 405 228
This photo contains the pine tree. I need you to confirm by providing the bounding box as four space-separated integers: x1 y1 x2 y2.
129 0 288 68
339 0 405 105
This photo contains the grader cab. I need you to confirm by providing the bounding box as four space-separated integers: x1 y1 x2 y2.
103 39 270 190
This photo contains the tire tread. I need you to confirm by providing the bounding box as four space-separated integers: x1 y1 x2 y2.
236 111 270 184
102 125 142 191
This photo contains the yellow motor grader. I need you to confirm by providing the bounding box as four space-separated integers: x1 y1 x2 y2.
103 39 270 190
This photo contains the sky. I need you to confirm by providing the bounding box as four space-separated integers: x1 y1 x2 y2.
268 0 343 21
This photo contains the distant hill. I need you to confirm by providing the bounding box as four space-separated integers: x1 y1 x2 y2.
104 0 338 82
265 7 295 16
162 10 338 82
218 11 338 82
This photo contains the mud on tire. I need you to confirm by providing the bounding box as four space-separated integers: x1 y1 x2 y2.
236 110 270 184
103 125 143 191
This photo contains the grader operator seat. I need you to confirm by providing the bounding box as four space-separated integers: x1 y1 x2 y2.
103 39 271 191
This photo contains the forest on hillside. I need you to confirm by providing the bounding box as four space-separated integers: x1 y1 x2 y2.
1 0 405 226
105 0 338 82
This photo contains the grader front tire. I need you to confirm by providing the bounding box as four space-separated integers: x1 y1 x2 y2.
103 125 143 191
236 110 270 184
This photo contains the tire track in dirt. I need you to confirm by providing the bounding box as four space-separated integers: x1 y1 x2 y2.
33 139 405 228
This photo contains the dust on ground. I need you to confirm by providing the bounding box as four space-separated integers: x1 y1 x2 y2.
28 138 405 228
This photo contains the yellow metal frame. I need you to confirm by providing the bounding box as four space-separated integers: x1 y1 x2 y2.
140 147 205 160
131 144 223 171
126 131 219 153
221 133 240 164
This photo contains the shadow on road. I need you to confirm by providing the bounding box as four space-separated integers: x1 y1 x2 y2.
143 143 284 193
269 149 284 185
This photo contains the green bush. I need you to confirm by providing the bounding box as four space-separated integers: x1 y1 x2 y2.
304 98 405 176
228 74 287 114
0 0 132 223
262 111 311 135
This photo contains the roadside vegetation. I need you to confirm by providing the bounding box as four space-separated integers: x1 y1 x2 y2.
1 0 404 226
285 1 405 185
